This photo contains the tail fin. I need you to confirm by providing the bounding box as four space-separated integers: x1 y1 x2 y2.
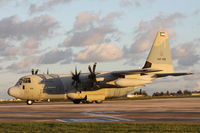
143 31 174 73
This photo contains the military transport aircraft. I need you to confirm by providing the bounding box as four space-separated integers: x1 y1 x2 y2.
8 31 192 105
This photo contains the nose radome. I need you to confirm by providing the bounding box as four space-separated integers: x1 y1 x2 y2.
8 87 21 98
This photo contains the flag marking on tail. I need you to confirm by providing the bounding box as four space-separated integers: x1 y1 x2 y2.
160 32 165 37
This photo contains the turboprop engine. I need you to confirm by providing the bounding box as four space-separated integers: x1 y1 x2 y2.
114 78 152 87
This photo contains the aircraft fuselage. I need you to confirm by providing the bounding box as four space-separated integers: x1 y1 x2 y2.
8 73 153 104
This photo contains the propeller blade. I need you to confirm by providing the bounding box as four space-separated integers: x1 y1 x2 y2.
88 62 98 89
71 71 75 77
93 62 97 73
75 66 77 75
88 65 92 73
78 70 81 76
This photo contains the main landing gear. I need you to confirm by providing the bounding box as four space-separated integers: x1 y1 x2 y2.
72 99 103 104
26 100 34 105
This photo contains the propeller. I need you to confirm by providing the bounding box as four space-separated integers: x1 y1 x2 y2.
88 62 97 87
71 67 81 88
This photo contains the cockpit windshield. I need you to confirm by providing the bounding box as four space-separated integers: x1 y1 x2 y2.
15 78 31 85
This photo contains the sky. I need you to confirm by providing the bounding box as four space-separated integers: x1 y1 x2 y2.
0 0 200 99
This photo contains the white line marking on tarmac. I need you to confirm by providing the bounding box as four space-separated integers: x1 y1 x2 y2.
83 112 133 122
56 118 118 122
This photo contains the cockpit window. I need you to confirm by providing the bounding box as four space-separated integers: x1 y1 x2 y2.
16 79 22 86
15 78 31 85
23 78 31 83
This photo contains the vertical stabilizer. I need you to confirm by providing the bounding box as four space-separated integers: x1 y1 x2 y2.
143 31 174 73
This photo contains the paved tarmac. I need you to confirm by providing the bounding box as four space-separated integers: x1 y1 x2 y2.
0 97 200 123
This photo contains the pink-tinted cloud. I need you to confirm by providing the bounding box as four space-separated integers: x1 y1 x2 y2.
120 0 141 7
64 25 117 47
0 40 19 58
39 48 73 64
124 13 185 64
133 13 184 52
172 41 200 67
29 0 72 14
6 56 39 71
120 0 155 8
63 12 122 47
75 43 123 63
22 39 40 49
0 15 58 40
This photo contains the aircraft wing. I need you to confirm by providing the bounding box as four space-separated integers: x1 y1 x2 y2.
153 72 193 78
111 69 162 76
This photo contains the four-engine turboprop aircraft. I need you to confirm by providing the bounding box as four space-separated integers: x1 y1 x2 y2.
8 31 192 105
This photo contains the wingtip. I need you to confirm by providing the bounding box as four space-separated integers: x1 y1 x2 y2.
187 72 193 75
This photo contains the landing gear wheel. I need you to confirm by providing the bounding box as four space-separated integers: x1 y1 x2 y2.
86 101 94 104
82 100 93 104
73 99 81 104
95 100 103 104
26 100 34 105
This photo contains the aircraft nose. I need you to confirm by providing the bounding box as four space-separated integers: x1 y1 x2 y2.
8 87 21 98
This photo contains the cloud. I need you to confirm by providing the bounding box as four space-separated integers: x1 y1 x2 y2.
2 46 19 57
172 41 200 66
0 15 58 40
75 43 123 63
6 56 39 71
5 47 73 72
0 0 6 3
64 26 116 47
193 9 200 15
0 15 58 62
120 0 141 7
39 48 73 64
119 0 156 8
20 39 41 56
124 13 185 64
29 0 72 14
22 39 40 49
0 39 6 47
0 40 19 58
63 11 122 47
193 80 200 90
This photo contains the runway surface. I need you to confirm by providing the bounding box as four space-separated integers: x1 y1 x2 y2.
0 97 200 123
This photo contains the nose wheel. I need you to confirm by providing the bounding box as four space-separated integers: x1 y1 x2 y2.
26 100 34 105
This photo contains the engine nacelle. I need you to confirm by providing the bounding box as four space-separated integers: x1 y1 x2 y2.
114 78 151 87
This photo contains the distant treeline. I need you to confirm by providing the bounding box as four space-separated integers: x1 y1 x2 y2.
133 89 200 97
133 89 148 96
152 90 193 96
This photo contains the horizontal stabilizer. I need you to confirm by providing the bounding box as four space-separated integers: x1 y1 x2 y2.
153 72 193 78
112 69 162 76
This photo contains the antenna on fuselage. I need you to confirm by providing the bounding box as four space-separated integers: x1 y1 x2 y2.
47 69 49 75
31 69 39 75
35 69 39 75
31 69 34 75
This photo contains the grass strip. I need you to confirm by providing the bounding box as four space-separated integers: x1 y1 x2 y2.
0 122 199 133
